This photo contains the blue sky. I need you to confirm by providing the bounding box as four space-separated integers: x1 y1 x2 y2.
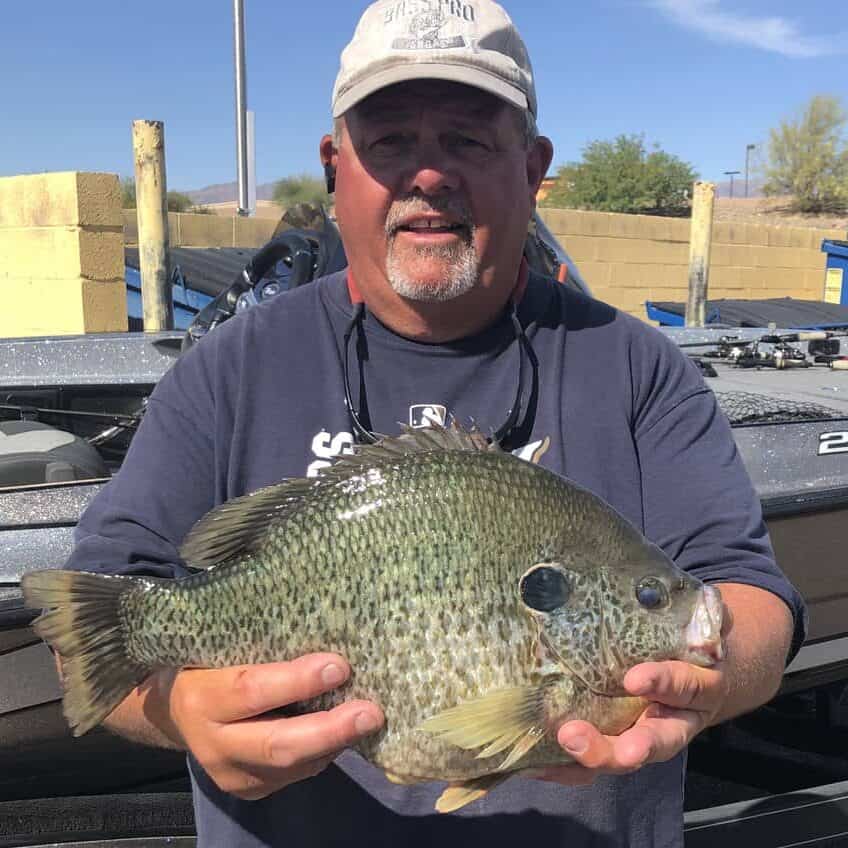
1 0 845 192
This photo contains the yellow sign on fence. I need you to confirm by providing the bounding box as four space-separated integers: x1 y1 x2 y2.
825 267 845 304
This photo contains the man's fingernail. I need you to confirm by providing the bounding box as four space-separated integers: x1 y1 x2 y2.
322 663 346 687
561 733 588 755
355 712 381 734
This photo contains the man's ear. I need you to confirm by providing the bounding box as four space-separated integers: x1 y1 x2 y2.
527 136 554 205
319 134 337 194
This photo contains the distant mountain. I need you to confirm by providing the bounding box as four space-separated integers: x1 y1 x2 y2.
183 181 276 204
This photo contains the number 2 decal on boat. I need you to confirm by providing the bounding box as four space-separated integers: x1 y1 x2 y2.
819 432 848 456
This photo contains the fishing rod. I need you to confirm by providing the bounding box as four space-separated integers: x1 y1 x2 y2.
677 329 848 371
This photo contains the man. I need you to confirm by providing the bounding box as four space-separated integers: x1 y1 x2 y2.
62 0 805 844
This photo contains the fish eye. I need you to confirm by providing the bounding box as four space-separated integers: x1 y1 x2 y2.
520 566 570 613
635 577 669 610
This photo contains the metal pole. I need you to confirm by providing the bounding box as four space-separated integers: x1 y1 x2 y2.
724 170 740 199
246 109 256 216
234 0 250 217
745 144 756 198
132 120 173 331
686 181 716 328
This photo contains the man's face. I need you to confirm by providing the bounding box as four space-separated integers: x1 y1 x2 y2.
327 81 549 305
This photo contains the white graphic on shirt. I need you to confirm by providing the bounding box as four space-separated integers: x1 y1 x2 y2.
307 429 355 477
409 404 447 428
305 427 550 477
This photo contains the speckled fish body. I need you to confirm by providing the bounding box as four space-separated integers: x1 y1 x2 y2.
23 424 724 810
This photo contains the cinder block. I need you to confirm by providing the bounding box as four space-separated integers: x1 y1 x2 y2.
81 279 129 332
559 234 598 262
571 260 610 286
0 172 122 229
713 222 746 244
608 262 640 285
709 267 744 288
78 230 125 281
607 214 670 241
177 213 233 247
578 212 612 238
234 216 277 248
667 219 691 242
538 208 584 237
711 244 733 266
743 224 771 247
767 227 797 248
728 244 759 267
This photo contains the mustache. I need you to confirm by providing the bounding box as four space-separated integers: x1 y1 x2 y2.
384 196 473 236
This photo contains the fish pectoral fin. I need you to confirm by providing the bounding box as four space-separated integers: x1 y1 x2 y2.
435 774 509 813
419 686 546 766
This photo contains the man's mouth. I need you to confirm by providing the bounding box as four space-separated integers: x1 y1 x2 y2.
394 218 466 236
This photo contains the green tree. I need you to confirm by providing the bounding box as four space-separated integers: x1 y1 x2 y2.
119 179 202 214
166 191 194 213
763 95 848 213
272 173 329 209
120 176 136 209
541 135 697 217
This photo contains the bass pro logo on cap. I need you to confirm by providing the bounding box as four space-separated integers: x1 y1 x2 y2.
410 404 447 428
390 2 471 50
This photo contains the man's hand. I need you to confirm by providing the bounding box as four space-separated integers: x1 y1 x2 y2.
533 583 792 786
534 660 727 786
136 654 385 800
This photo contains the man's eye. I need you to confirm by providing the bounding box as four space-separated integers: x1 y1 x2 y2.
371 134 406 151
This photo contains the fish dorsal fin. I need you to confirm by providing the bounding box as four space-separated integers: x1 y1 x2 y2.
180 422 497 570
419 685 547 772
319 421 500 484
179 478 316 569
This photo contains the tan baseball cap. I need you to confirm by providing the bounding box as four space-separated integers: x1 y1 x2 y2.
332 0 537 119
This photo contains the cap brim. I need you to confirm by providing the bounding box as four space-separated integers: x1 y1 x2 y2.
332 63 530 118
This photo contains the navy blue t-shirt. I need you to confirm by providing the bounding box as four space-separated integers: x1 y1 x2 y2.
66 270 806 847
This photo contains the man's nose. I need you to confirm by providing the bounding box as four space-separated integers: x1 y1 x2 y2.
403 147 460 196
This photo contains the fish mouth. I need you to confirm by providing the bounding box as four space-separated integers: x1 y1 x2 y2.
681 584 725 667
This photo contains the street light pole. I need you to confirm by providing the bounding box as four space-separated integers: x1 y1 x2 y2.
233 0 250 217
724 170 741 199
745 144 756 198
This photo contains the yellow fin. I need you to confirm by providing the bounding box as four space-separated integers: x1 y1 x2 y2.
384 771 416 786
419 686 546 767
435 774 509 813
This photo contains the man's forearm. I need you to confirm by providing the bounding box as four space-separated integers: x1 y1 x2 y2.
102 672 186 750
711 582 794 726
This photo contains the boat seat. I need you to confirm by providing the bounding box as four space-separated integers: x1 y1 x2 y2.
0 421 109 486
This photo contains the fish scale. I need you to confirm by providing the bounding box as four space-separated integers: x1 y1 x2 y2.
22 423 724 811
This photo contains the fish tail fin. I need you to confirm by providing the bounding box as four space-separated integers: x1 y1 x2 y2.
22 569 151 737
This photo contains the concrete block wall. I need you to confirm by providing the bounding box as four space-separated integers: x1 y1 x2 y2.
0 172 127 337
539 208 848 321
123 210 278 248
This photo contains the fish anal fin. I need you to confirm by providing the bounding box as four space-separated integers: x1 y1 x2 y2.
419 685 546 760
435 773 509 813
384 770 417 786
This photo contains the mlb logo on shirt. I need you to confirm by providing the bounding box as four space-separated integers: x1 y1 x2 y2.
409 404 447 428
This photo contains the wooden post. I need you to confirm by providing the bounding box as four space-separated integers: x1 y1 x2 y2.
132 120 173 331
686 181 716 328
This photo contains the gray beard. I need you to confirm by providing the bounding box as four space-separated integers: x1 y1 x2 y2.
385 240 480 303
